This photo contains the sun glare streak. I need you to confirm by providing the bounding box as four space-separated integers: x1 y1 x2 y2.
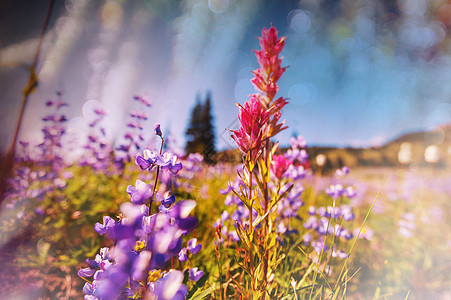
0 37 51 68
39 0 89 82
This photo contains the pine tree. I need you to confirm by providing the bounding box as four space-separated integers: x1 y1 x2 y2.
185 92 216 163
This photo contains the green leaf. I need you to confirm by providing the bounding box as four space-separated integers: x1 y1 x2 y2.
188 285 216 300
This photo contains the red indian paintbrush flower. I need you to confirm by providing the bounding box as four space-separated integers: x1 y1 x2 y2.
251 25 287 105
231 97 270 160
231 25 288 162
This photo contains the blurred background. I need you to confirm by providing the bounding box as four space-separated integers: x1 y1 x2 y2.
0 1 451 299
1 0 450 156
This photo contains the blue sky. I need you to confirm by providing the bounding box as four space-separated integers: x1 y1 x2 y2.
1 0 450 153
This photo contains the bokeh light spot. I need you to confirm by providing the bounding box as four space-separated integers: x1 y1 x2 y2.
82 100 103 121
208 0 229 14
289 9 311 34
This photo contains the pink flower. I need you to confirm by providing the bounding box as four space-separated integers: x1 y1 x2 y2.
271 155 291 179
258 26 285 57
231 97 270 159
251 25 287 103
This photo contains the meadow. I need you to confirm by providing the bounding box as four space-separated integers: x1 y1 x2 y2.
0 26 450 300
1 157 450 299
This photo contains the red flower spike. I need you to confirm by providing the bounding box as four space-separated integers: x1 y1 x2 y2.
251 25 287 104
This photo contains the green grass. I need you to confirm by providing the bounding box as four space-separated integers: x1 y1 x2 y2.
0 162 450 299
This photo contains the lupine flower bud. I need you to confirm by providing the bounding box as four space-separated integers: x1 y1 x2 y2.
154 123 162 137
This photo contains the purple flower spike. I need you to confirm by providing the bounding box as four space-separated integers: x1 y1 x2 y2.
325 184 344 199
187 238 202 254
189 267 204 282
154 123 162 137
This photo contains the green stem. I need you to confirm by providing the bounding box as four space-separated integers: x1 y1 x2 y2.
262 139 271 300
247 166 254 297
150 137 164 215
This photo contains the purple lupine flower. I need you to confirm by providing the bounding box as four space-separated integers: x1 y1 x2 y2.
78 267 96 277
284 164 306 180
187 238 202 254
308 206 316 215
326 184 344 199
136 156 152 170
327 206 341 219
95 216 116 236
278 222 287 234
155 153 183 174
340 228 353 240
336 250 348 259
318 206 330 218
304 216 318 230
344 186 356 198
135 150 158 170
285 148 308 163
82 282 95 297
156 192 175 208
126 180 152 205
336 166 350 177
229 230 240 242
131 250 152 281
289 135 306 149
302 233 312 245
341 206 355 221
312 237 328 253
178 248 188 262
221 210 230 221
153 270 188 300
189 267 204 282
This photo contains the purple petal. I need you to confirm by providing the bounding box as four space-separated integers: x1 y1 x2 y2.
82 282 93 295
178 216 198 231
135 156 151 170
78 268 96 277
189 268 204 282
161 194 175 208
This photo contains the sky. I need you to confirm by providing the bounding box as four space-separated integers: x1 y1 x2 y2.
1 0 451 154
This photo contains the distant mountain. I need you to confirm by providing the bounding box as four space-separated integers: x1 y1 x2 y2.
215 124 451 169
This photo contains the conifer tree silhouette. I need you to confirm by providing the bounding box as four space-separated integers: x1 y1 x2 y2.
185 92 216 163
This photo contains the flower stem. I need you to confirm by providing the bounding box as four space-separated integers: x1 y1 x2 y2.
247 165 255 297
150 137 164 213
262 139 271 300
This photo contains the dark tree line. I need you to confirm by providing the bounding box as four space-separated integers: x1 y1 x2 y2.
185 92 216 163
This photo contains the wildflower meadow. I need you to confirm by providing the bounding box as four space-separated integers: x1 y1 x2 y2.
1 5 451 300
